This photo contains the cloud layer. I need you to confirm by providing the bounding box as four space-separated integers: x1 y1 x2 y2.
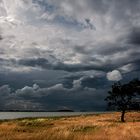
0 0 140 110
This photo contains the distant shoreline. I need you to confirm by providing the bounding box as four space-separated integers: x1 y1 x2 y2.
0 110 107 112
0 111 109 120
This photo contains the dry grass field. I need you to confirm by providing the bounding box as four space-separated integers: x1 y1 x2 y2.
0 112 139 140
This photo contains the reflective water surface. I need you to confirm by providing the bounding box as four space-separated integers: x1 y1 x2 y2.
0 112 106 120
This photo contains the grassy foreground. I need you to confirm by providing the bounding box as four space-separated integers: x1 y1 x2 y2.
0 112 139 140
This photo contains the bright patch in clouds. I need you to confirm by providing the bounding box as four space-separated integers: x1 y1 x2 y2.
107 70 122 81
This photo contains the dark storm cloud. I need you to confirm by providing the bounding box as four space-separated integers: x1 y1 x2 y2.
0 58 14 63
84 19 96 30
0 35 3 40
19 58 50 68
0 0 140 111
0 85 12 109
73 42 128 56
61 71 107 89
18 57 113 72
0 85 11 96
1 44 140 74
17 46 139 73
0 82 107 111
0 64 68 90
81 76 109 89
128 27 140 45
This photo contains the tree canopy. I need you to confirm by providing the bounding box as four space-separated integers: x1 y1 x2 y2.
105 79 140 122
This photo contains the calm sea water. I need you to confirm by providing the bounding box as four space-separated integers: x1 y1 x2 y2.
0 112 106 120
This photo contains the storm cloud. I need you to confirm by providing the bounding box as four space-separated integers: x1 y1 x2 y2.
0 0 140 110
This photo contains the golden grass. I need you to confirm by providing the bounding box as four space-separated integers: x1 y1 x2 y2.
0 112 139 140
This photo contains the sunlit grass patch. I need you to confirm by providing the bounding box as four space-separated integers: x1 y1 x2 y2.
16 118 54 128
70 125 100 133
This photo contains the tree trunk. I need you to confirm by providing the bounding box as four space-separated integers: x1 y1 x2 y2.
121 110 125 122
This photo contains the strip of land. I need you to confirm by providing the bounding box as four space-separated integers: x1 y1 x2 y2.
0 112 139 140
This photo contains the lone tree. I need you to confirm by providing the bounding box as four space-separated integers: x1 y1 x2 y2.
105 79 140 122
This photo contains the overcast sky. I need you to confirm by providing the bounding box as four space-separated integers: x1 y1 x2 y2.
0 0 140 111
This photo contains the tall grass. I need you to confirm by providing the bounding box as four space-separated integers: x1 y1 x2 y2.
0 112 139 140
